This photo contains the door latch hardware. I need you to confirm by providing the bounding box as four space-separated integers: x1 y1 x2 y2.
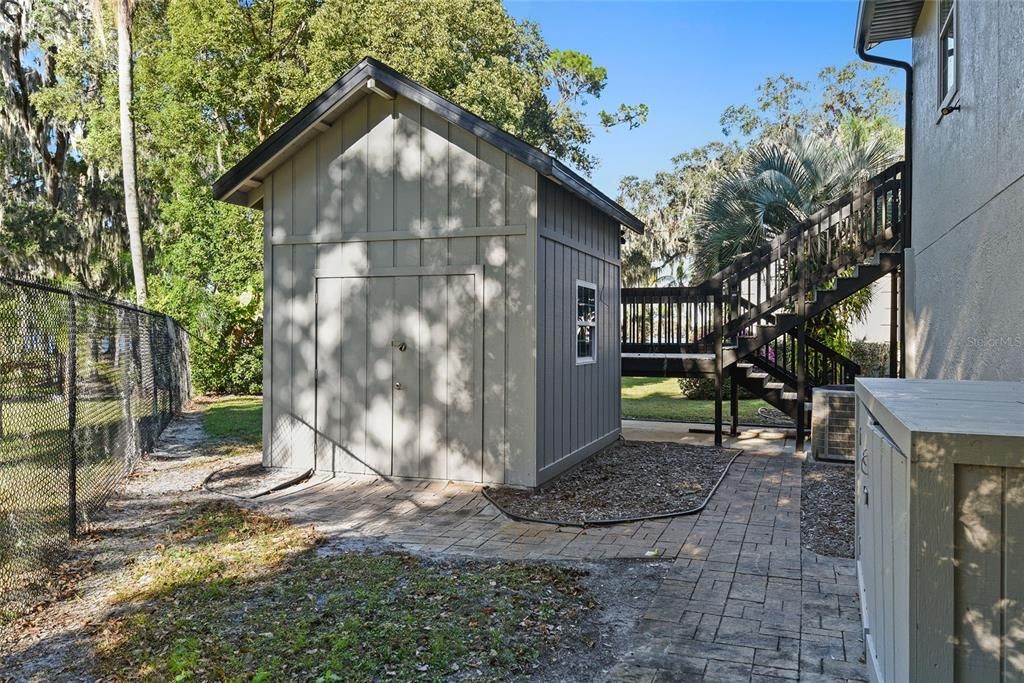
394 382 403 390
391 340 407 352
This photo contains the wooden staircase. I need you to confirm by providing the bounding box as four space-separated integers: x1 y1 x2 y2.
620 162 905 445
732 331 864 422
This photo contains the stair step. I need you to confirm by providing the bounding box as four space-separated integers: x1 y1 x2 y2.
782 391 799 400
736 362 753 369
748 372 769 380
765 382 786 390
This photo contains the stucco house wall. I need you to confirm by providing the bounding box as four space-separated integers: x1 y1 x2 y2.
849 279 894 345
906 0 1024 380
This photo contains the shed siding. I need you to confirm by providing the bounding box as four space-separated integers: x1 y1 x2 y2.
263 93 538 485
535 178 622 484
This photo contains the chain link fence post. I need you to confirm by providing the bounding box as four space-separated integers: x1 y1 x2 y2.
67 291 78 539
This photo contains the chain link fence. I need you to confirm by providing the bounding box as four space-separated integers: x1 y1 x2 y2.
0 275 191 618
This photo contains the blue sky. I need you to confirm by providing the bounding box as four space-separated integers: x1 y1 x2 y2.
506 0 910 197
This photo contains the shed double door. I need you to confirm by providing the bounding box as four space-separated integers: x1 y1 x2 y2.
315 273 483 481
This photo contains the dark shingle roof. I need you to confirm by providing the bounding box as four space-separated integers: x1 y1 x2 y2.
212 57 644 234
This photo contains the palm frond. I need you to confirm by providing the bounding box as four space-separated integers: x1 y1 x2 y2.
693 126 897 280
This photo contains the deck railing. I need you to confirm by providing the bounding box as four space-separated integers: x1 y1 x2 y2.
620 283 719 354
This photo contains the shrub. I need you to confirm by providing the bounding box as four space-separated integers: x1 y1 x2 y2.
849 340 890 377
678 376 756 400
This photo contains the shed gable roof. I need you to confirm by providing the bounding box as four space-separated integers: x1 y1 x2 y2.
212 57 644 233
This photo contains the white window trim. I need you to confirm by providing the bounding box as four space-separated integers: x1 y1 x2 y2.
576 279 597 365
937 0 959 119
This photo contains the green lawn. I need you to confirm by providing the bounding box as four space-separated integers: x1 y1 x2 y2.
197 396 262 443
1 394 169 622
194 386 778 439
621 377 780 424
99 501 591 681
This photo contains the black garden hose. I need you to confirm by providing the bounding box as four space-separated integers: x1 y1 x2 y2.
201 464 313 500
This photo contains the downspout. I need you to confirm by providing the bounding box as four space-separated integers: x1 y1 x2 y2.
856 36 912 378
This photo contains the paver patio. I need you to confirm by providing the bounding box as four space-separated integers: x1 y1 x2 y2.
260 423 866 682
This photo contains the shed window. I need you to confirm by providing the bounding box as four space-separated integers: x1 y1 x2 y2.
576 281 597 364
938 0 958 109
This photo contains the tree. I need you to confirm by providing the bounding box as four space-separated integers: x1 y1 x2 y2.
113 0 146 305
91 0 146 303
691 125 900 353
126 0 645 393
0 0 128 292
618 141 741 286
719 62 900 141
692 125 900 277
617 61 902 288
300 0 646 174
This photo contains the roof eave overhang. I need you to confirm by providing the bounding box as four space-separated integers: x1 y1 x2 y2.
212 57 644 234
855 0 924 50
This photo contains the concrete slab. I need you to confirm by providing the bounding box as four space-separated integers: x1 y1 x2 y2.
622 420 796 457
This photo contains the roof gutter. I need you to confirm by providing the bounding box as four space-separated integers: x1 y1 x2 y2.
855 2 912 250
856 1 912 378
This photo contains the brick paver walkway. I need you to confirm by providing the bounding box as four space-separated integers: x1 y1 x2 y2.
262 451 865 682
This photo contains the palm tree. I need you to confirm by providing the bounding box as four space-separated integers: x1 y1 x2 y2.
692 126 899 279
93 0 146 304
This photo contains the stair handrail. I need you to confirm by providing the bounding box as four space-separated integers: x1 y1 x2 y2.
719 162 903 338
708 161 904 288
753 331 862 388
803 334 861 383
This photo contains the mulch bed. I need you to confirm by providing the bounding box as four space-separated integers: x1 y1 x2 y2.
485 440 739 526
801 461 856 558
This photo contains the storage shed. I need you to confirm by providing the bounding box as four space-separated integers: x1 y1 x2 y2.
213 58 644 487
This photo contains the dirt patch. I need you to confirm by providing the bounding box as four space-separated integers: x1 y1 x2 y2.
88 501 596 682
535 559 669 682
801 460 855 558
486 440 739 525
0 414 672 682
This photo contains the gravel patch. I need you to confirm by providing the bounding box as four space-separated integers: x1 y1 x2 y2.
801 460 855 558
486 440 739 525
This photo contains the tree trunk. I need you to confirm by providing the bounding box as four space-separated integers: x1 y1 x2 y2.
116 4 147 305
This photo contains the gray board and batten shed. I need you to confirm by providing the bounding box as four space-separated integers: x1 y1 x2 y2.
213 57 643 487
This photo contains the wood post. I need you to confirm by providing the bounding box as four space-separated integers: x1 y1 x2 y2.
889 268 899 378
713 287 723 447
795 232 807 453
730 365 739 437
